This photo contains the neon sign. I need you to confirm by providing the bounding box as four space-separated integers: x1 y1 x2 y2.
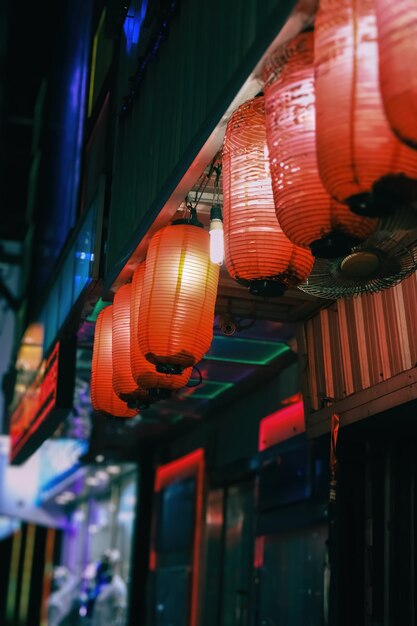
9 340 75 465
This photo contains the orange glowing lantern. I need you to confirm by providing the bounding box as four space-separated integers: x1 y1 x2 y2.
314 0 417 216
138 223 219 374
222 96 314 291
91 307 137 418
376 0 417 147
264 31 377 258
131 264 192 392
112 284 153 405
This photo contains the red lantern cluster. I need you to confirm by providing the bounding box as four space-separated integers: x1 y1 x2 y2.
138 223 219 373
376 0 417 148
91 223 219 417
130 264 192 390
264 31 377 258
314 0 417 216
222 96 314 294
91 307 137 418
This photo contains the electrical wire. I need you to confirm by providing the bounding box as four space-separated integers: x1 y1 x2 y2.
186 365 202 388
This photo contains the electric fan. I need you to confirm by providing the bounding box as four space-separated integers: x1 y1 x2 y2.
298 210 417 299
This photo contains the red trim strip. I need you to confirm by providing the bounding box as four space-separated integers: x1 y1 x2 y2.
153 449 205 626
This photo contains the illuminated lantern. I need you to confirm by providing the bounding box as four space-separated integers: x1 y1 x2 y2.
314 0 417 216
222 97 314 294
130 266 192 391
138 223 219 374
91 307 137 418
264 31 377 258
113 284 153 404
376 0 417 147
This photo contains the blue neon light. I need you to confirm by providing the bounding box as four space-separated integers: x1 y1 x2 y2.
123 0 148 53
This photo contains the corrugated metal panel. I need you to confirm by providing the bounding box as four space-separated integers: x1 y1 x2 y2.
303 273 417 414
106 0 297 277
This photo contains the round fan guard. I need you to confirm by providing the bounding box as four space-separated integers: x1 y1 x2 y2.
298 210 417 299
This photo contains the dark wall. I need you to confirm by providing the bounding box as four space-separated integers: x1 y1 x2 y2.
106 0 297 280
168 361 301 469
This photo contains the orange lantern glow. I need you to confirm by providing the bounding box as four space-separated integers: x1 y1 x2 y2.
264 32 377 258
131 264 192 391
113 284 153 405
91 307 137 418
376 0 417 147
314 0 417 216
222 96 314 292
138 223 219 374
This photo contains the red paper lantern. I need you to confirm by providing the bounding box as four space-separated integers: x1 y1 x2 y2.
222 97 314 294
113 284 153 404
130 266 192 391
91 307 137 418
138 223 219 374
314 0 417 216
264 31 377 258
376 0 417 147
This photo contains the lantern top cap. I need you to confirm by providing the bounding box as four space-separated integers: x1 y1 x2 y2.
171 211 204 228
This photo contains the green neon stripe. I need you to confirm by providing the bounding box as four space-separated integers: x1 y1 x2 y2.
204 337 290 365
186 380 234 399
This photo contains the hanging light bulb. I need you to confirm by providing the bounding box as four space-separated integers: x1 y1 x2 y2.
91 307 137 419
208 165 224 265
314 0 417 217
209 206 224 264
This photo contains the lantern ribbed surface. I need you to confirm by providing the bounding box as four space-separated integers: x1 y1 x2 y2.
376 0 417 147
264 31 377 257
130 266 192 389
222 96 314 290
138 224 220 371
112 284 151 402
91 307 137 418
314 0 417 213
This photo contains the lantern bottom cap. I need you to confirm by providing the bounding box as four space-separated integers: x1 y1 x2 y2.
310 233 362 259
155 362 185 375
237 277 285 298
127 398 150 410
347 185 402 218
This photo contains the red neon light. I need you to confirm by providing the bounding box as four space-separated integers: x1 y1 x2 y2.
281 391 303 406
153 449 204 626
10 343 60 459
149 548 157 572
254 536 265 569
154 448 204 492
258 400 305 451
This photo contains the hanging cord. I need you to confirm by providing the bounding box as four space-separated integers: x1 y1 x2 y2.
193 157 217 208
183 157 217 221
185 365 202 388
212 164 222 209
